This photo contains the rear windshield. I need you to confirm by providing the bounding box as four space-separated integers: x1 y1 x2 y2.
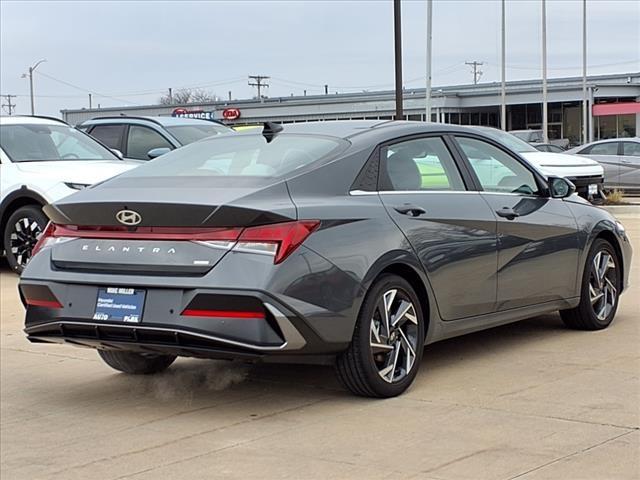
0 124 118 162
166 124 230 145
121 133 346 179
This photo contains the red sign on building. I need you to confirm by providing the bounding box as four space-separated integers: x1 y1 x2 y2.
222 108 241 120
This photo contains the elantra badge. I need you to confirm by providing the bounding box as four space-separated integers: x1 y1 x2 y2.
116 209 142 226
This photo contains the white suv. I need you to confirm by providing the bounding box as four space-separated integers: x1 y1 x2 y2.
0 116 139 272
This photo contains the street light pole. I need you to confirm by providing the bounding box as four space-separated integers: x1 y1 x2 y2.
541 0 548 143
500 0 507 130
425 0 433 122
23 59 46 115
393 0 403 120
582 0 588 144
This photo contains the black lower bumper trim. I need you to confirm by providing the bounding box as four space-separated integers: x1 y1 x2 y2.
25 321 274 360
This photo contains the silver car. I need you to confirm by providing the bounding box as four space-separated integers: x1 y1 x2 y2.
567 138 640 192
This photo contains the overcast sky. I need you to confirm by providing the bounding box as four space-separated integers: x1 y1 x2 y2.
1 0 638 117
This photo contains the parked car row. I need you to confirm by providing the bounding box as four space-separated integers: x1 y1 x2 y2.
3 115 634 276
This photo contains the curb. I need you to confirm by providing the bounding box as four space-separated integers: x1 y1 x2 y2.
599 205 640 215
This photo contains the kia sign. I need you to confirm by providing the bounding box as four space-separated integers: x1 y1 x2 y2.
172 108 215 120
222 108 241 120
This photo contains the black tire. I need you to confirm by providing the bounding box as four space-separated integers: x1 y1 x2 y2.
560 239 621 330
336 274 425 398
3 205 49 274
98 350 176 375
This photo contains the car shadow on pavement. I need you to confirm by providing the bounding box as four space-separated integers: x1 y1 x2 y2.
30 313 574 416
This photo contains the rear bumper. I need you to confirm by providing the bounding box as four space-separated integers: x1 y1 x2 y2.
21 283 348 363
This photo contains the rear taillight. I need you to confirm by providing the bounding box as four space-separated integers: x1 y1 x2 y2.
32 221 319 265
235 221 320 264
31 222 54 257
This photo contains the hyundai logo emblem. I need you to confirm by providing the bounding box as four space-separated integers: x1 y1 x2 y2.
116 209 142 226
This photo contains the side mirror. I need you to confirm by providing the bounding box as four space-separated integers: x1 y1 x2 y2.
548 176 576 199
110 148 124 159
147 147 171 159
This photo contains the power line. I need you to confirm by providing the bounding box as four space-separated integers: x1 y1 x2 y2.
34 71 140 105
465 61 484 84
2 94 16 115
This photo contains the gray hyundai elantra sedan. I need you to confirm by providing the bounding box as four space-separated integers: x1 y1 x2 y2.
20 121 632 397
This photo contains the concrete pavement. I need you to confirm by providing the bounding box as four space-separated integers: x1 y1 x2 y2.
1 213 639 480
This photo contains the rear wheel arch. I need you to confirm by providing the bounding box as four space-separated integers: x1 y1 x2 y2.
377 263 431 337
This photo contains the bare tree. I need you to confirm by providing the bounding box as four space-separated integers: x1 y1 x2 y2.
158 88 219 105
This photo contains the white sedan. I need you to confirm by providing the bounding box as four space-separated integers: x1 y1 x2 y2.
566 138 640 193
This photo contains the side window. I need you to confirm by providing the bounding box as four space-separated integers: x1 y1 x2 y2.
383 137 465 191
586 142 619 155
89 124 125 150
622 142 640 157
456 137 540 195
126 126 173 160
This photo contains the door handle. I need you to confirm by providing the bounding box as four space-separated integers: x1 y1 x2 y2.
496 207 520 220
394 204 427 217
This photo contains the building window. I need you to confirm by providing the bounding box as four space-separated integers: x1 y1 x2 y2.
597 114 636 140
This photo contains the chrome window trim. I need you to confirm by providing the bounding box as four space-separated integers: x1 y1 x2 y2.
349 189 479 196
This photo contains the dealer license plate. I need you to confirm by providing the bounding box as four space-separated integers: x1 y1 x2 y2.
93 287 146 323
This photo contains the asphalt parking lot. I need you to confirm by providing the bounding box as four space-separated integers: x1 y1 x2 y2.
1 212 638 480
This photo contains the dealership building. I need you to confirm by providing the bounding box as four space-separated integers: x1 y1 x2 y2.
63 72 640 145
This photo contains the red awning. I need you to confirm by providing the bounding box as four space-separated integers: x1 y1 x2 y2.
592 102 640 116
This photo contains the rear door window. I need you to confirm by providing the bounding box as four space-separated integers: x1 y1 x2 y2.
622 142 640 156
584 142 619 155
383 137 465 191
89 124 125 150
126 126 173 160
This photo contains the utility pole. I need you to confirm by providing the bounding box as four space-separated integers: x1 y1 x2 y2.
228 90 232 101
2 94 16 115
425 0 433 122
582 0 588 144
324 84 328 95
248 75 270 102
542 0 549 143
168 87 173 104
465 61 484 84
88 93 92 109
393 0 403 120
21 59 46 115
500 0 507 130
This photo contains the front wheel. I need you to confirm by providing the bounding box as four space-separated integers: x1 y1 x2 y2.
98 350 176 375
560 239 621 330
336 274 425 398
3 205 49 274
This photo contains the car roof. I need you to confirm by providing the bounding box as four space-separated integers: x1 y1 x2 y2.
587 137 640 144
80 116 227 128
0 115 68 126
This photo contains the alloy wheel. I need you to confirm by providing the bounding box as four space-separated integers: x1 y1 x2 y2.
9 217 43 268
589 250 617 321
370 288 419 383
